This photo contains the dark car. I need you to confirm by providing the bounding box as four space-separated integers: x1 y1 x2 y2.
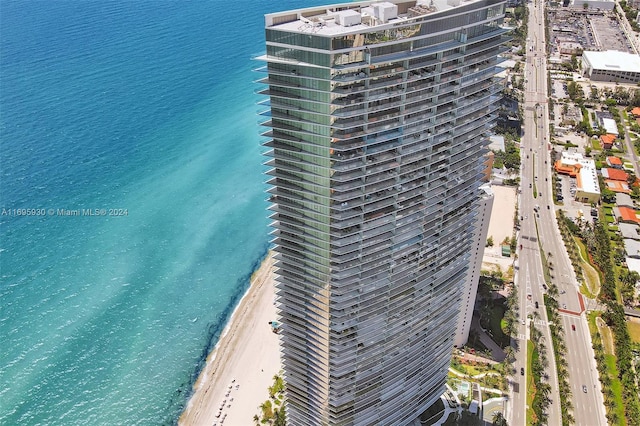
520 368 525 376
572 324 576 331
535 301 539 309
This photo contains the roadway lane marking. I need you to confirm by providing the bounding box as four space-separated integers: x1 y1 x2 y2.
557 309 581 317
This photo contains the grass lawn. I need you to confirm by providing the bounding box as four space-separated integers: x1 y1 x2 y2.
588 311 599 335
603 212 615 224
589 312 626 425
592 139 602 150
597 317 615 355
574 237 600 297
457 363 482 377
627 320 640 344
527 340 536 426
605 354 626 426
450 356 495 378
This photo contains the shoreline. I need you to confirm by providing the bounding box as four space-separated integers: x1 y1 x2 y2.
179 252 281 425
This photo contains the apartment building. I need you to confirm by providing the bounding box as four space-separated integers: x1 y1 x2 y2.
257 1 508 424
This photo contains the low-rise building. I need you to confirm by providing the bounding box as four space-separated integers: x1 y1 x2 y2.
615 206 640 224
558 41 582 55
601 118 619 136
582 51 640 84
602 167 629 182
619 223 640 240
488 135 505 152
554 152 601 203
607 156 624 169
625 239 640 258
616 193 635 209
569 0 615 9
606 180 632 194
626 258 640 275
600 134 617 149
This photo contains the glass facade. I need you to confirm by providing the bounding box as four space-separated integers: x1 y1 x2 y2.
258 1 509 424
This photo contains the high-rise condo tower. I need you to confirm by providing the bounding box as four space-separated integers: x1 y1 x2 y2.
257 1 508 424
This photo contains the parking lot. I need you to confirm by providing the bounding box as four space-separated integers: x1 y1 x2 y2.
589 14 635 53
553 173 593 220
547 9 634 57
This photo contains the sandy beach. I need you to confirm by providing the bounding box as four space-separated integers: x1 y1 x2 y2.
179 253 281 426
179 187 517 425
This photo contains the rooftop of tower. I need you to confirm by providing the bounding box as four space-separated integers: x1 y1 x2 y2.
266 0 486 36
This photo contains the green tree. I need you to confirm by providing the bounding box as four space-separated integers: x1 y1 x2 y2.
260 400 274 420
273 406 286 426
601 187 616 204
567 81 584 103
492 411 508 425
570 54 579 71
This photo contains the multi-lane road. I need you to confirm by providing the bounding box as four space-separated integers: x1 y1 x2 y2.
509 0 606 425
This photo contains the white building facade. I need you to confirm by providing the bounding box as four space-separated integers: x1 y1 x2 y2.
582 50 640 84
454 183 494 348
569 0 615 10
258 0 508 424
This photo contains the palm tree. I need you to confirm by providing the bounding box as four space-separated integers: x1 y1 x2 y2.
260 400 274 420
504 346 515 364
274 406 286 426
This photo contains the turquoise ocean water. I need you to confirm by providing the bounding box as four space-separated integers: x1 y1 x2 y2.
0 1 327 424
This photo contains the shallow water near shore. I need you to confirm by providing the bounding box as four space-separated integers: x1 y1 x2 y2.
0 1 328 424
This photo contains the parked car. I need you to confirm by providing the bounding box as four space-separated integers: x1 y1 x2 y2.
521 368 525 376
572 324 576 331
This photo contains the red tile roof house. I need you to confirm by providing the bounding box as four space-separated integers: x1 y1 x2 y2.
606 156 623 169
606 180 632 194
632 107 640 117
601 167 629 181
600 134 616 150
615 206 640 224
